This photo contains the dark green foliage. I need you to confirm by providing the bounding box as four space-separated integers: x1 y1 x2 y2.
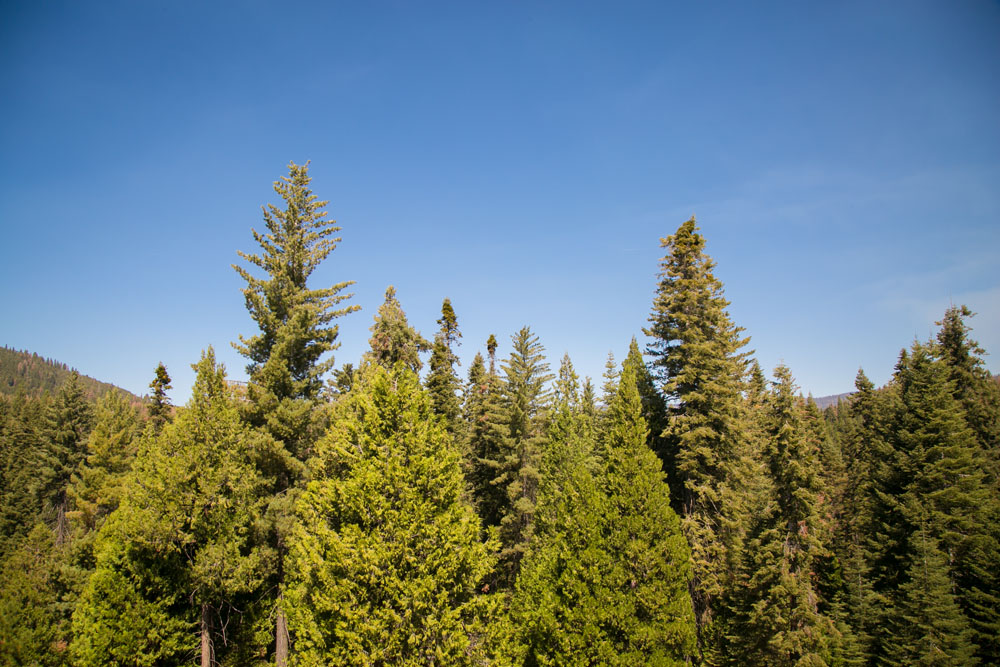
37 371 94 543
366 286 430 373
146 362 172 431
426 298 462 431
0 525 67 667
285 363 495 666
70 350 270 667
0 347 135 402
233 160 358 452
512 351 696 665
497 326 552 582
643 217 750 650
0 390 49 557
465 342 510 531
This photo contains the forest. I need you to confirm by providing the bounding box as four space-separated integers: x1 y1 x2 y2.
2 162 998 667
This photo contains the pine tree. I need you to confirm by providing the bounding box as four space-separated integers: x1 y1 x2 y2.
71 349 270 667
232 161 358 664
147 362 172 431
284 363 495 665
643 217 750 654
366 285 430 373
0 390 49 557
426 298 462 431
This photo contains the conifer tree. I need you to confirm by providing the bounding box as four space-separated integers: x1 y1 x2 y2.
426 298 462 431
496 326 552 582
366 285 430 373
465 339 510 531
0 390 49 557
232 161 358 664
284 363 494 665
71 350 270 667
67 390 141 537
147 362 172 431
643 217 750 654
730 365 837 665
38 371 94 543
513 351 696 665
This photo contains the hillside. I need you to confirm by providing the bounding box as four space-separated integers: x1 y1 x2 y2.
0 346 140 402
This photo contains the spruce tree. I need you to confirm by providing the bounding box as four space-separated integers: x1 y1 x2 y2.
147 362 172 431
426 298 462 431
38 371 94 543
643 217 750 654
465 339 510 531
497 326 552 582
366 285 430 372
284 363 494 665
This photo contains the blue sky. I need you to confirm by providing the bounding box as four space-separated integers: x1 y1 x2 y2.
2 1 998 403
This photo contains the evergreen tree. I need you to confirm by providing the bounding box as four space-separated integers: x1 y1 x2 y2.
730 365 837 666
497 326 552 582
367 285 430 373
66 390 141 537
0 525 66 667
147 362 172 431
426 298 463 431
465 340 510 531
513 351 696 665
643 217 750 654
284 363 495 665
0 390 49 557
38 371 94 543
232 161 358 664
71 350 271 667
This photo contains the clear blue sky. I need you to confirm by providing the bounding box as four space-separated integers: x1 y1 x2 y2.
2 1 998 403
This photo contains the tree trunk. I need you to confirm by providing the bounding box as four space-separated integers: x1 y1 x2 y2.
276 591 289 667
201 603 213 667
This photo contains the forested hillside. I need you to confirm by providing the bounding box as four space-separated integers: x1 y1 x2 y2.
2 163 997 666
0 347 139 402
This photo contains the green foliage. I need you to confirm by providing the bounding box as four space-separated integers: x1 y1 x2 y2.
0 391 49 557
71 349 271 666
497 326 552 582
285 363 495 665
0 346 134 402
0 525 67 667
367 285 430 373
643 217 750 649
512 351 696 665
233 160 358 450
426 298 463 431
147 362 172 431
465 343 510 531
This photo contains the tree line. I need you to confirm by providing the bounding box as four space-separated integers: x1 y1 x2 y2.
2 162 998 666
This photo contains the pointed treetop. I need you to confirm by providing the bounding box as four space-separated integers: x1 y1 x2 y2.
367 285 430 373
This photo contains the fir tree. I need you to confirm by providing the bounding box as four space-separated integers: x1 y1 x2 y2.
284 363 495 665
513 351 696 665
497 326 552 582
643 217 750 655
426 298 462 431
465 340 510 531
232 161 358 664
147 362 172 431
366 285 430 373
38 371 94 543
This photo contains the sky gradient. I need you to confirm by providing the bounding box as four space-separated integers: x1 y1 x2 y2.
2 1 998 403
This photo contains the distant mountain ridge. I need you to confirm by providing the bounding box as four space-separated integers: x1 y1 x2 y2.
0 346 140 402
